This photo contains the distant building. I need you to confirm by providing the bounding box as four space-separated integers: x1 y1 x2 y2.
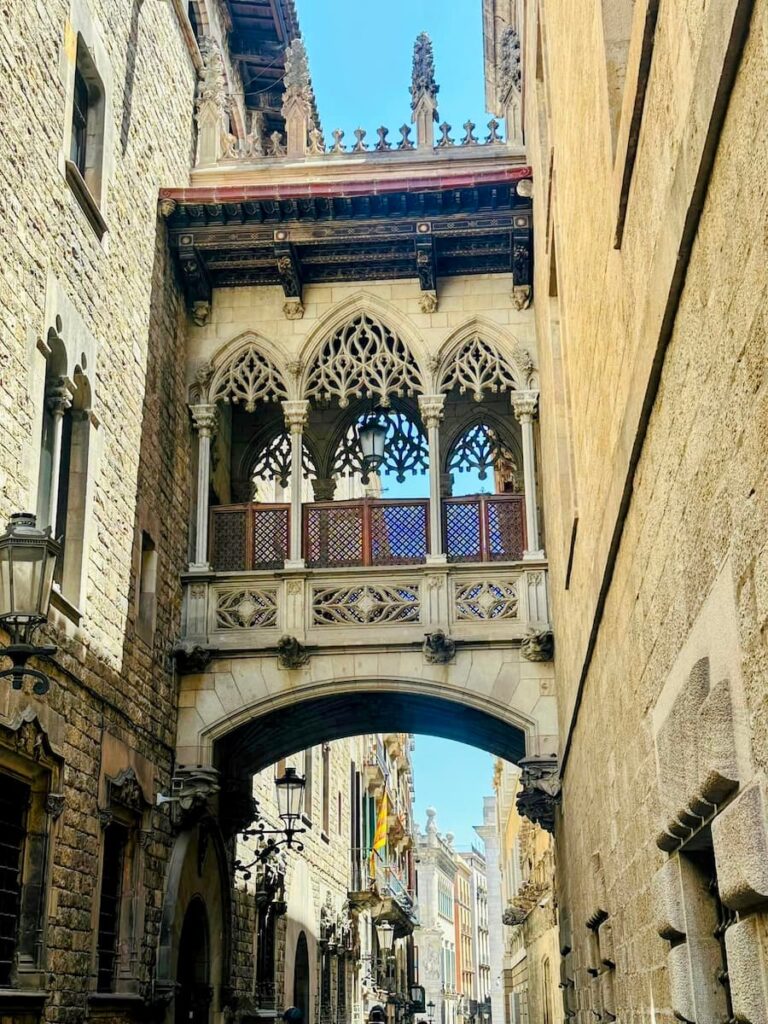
414 810 459 1024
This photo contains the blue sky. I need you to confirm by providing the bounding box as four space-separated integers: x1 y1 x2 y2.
411 736 495 850
300 0 490 141
300 2 495 856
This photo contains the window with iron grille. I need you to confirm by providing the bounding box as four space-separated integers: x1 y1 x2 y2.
0 774 30 986
96 822 128 991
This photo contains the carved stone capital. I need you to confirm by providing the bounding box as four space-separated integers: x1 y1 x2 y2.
46 378 73 416
190 403 218 438
282 400 310 434
418 393 446 429
516 755 560 833
511 389 539 423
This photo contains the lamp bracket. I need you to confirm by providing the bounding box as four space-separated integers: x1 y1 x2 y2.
0 643 57 695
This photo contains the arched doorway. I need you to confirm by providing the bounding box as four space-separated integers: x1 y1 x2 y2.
176 897 212 1024
293 930 310 1024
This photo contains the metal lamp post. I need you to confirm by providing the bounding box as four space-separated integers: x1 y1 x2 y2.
235 766 308 879
0 512 60 694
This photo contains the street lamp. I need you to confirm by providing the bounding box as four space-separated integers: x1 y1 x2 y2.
358 409 389 475
235 766 308 879
410 985 426 1012
375 918 395 955
427 1002 436 1022
0 513 59 694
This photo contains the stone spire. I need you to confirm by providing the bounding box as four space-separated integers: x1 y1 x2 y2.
282 37 312 158
410 32 439 148
195 38 231 165
498 24 522 144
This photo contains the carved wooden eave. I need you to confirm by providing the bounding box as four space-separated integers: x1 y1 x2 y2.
161 165 533 316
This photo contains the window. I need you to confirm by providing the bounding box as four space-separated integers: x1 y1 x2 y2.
96 821 128 991
136 531 157 641
66 35 107 236
322 743 330 836
0 775 30 986
38 359 92 612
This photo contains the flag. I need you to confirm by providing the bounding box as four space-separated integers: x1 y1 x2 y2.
369 791 389 876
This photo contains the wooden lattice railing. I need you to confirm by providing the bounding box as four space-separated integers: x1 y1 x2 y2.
209 494 526 570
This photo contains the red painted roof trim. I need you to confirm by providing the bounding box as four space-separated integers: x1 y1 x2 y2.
159 165 533 203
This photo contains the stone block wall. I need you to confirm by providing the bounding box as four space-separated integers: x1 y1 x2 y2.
0 0 198 1018
522 1 768 1022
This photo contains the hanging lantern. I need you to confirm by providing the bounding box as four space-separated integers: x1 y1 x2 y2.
358 409 389 474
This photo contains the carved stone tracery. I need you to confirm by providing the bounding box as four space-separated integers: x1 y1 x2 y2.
439 335 532 400
216 588 278 630
332 409 428 484
312 584 420 626
304 314 424 408
209 344 288 411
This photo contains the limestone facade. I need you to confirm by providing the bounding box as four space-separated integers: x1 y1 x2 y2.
500 1 768 1022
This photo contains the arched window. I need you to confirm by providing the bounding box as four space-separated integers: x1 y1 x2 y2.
176 898 211 1024
445 420 520 498
293 931 310 1024
37 346 93 610
331 405 429 499
248 430 317 504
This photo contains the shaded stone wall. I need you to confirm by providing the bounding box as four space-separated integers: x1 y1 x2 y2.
0 0 198 1018
521 0 767 1022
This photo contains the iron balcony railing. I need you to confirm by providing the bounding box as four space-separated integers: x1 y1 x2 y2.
209 494 525 571
350 849 417 915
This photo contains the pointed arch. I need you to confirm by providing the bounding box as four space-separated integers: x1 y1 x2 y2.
299 294 427 408
202 331 289 411
436 317 536 399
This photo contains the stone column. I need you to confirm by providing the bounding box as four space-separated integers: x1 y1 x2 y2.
45 380 72 533
511 390 545 560
190 404 218 570
283 400 310 568
418 394 446 563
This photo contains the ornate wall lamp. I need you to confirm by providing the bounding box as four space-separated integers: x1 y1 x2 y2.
235 767 307 879
0 513 60 694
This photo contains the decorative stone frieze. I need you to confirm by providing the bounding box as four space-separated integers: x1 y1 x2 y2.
516 756 560 832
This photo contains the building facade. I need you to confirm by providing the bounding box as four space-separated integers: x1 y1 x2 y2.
456 848 492 1024
485 1 768 1024
414 811 459 1024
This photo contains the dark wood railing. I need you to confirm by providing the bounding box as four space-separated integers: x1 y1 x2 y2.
443 494 526 562
304 498 429 569
209 494 526 570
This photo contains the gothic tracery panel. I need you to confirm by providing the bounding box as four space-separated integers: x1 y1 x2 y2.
311 583 421 626
447 422 519 486
210 344 288 411
305 314 424 408
453 580 519 620
250 431 316 489
439 335 529 400
332 410 428 484
215 588 279 629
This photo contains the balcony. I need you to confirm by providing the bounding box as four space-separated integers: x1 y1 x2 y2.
349 849 418 934
181 492 547 650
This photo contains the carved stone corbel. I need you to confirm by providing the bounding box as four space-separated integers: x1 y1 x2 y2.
516 755 560 832
276 635 310 670
423 630 456 664
521 628 554 662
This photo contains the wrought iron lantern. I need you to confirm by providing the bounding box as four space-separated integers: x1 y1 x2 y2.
0 513 59 694
235 766 307 878
427 1002 436 1022
358 409 389 474
375 918 395 955
410 985 426 1012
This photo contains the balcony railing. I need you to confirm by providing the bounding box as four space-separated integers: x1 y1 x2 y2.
209 495 525 572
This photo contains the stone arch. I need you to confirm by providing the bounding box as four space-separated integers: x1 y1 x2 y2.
436 317 536 399
321 396 427 484
298 294 428 408
197 331 289 410
157 818 232 1015
442 406 523 484
176 665 557 773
